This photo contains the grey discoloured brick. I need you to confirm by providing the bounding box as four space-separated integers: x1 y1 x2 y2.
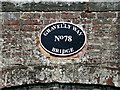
1 2 86 12
88 2 120 11
1 65 120 88
1 2 120 12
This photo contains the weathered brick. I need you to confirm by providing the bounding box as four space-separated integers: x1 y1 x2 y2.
2 13 20 20
97 12 116 18
21 13 40 20
2 25 20 31
5 52 11 58
92 19 112 25
3 20 10 25
42 13 59 19
44 20 56 25
1 11 120 88
87 45 94 50
81 19 91 24
72 19 80 24
116 18 120 24
112 25 120 29
3 32 12 38
21 25 40 31
21 32 32 38
118 12 120 18
12 52 22 57
101 25 110 30
22 20 40 25
92 26 100 31
61 13 80 19
19 46 23 50
11 20 20 25
81 13 96 19
3 38 11 45
10 39 17 45
88 2 119 11
3 20 20 25
2 46 8 50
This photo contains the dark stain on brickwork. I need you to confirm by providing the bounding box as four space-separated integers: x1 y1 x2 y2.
1 2 120 12
1 2 86 12
2 82 120 90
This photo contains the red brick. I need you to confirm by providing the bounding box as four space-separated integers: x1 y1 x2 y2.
28 49 32 51
0 26 2 30
44 20 56 25
3 46 8 50
61 13 80 19
72 19 80 24
6 52 11 58
4 32 12 38
81 13 96 18
2 26 19 31
40 26 44 31
118 13 120 18
92 26 100 31
101 25 110 30
112 25 120 29
3 20 21 25
113 33 120 35
33 13 41 19
23 20 40 25
12 52 21 57
43 13 59 19
19 46 23 50
11 20 20 25
14 26 20 30
3 39 11 45
11 39 17 45
23 52 29 56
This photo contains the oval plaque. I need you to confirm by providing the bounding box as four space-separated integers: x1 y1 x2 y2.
39 22 87 57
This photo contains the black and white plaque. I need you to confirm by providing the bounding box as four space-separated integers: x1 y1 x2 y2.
40 22 87 57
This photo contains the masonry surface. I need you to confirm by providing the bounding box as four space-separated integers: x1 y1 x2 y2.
0 2 120 89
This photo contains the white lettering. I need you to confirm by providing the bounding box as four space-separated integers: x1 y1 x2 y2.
43 29 51 36
73 26 83 36
51 26 56 30
54 35 72 42
52 47 74 54
55 35 60 42
73 26 77 31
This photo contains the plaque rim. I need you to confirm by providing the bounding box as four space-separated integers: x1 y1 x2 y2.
39 22 87 57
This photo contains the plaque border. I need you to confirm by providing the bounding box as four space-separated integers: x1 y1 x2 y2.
39 22 87 57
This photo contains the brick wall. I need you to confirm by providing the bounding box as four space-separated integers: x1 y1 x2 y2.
0 2 120 88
